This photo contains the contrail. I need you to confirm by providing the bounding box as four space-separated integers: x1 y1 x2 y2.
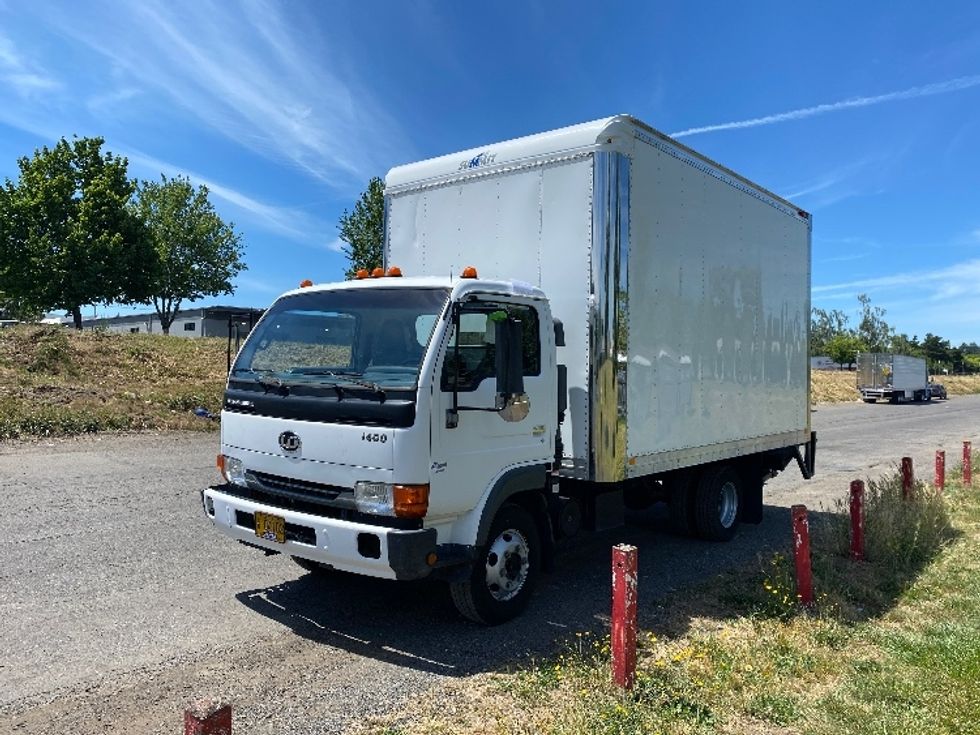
671 74 980 138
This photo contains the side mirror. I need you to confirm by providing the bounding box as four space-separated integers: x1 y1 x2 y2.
494 317 525 405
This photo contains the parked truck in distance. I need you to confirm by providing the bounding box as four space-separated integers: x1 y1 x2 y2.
203 115 815 624
857 353 930 403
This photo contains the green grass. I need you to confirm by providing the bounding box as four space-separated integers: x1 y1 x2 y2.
354 456 980 735
0 325 227 439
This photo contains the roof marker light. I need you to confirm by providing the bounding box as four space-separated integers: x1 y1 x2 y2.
461 266 478 279
371 267 385 278
355 269 369 280
386 266 403 277
299 279 313 288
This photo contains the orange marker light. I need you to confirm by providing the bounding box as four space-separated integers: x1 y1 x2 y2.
386 266 403 277
371 267 385 278
393 484 430 518
355 269 369 280
299 279 313 288
460 265 478 279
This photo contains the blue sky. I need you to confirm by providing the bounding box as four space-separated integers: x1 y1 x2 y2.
1 1 979 344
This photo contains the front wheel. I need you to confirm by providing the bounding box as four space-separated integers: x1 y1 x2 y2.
450 504 540 625
693 466 741 542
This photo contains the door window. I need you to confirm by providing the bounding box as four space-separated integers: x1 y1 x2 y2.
441 303 540 392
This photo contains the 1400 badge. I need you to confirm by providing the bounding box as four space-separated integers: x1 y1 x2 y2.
361 432 388 443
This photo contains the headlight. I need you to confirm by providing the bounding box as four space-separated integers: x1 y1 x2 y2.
222 455 247 486
355 482 430 518
354 481 393 515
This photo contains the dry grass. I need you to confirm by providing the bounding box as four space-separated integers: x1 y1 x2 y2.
940 374 980 395
0 325 227 439
811 369 980 404
810 370 860 404
356 463 980 735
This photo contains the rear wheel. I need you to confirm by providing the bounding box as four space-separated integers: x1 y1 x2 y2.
693 466 741 542
450 504 541 625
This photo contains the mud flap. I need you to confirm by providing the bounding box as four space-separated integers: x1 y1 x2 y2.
739 470 764 525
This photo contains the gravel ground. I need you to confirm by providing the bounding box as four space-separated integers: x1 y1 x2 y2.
0 396 977 733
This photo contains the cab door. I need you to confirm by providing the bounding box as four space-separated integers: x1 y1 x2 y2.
428 296 554 524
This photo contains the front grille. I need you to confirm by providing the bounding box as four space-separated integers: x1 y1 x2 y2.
235 510 317 545
250 471 349 500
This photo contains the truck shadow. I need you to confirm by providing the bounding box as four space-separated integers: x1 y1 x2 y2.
235 502 946 677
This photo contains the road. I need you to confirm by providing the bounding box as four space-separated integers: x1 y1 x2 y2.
0 397 977 733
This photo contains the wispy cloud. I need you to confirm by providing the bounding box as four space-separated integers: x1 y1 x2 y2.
672 74 980 138
0 31 61 97
123 148 330 245
86 87 142 116
235 275 283 295
31 0 409 189
814 258 980 297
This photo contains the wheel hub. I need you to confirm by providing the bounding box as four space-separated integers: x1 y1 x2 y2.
485 528 530 601
718 481 738 528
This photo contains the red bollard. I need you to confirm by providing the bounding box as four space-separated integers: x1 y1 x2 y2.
611 544 638 690
901 456 913 500
964 441 973 487
791 505 814 607
936 450 945 493
184 700 231 735
849 480 865 561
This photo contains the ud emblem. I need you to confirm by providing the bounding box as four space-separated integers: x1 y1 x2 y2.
278 431 301 452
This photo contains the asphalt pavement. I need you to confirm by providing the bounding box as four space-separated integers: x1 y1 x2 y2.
0 395 977 733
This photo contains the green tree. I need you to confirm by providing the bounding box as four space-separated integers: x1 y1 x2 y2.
0 137 153 329
921 333 952 374
890 333 923 357
826 333 866 370
856 293 892 352
133 175 245 335
810 307 849 355
338 177 384 279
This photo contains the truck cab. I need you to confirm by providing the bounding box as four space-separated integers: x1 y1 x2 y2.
204 271 558 623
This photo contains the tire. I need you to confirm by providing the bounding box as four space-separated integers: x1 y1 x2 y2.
693 466 741 542
666 472 696 536
450 504 540 625
862 399 876 403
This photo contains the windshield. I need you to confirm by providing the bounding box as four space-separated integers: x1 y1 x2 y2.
233 287 450 390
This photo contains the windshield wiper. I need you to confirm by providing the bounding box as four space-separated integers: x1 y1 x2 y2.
231 368 296 395
287 369 386 402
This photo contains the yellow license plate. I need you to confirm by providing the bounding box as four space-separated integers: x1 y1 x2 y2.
254 511 286 544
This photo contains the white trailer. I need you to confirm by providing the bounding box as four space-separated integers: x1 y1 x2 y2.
203 115 815 623
857 352 929 403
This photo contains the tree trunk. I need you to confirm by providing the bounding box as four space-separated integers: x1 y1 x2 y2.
162 325 170 335
71 306 82 330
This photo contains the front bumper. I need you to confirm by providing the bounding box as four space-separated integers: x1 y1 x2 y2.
202 485 437 581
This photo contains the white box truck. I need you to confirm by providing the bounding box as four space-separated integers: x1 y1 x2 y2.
203 115 815 623
856 352 930 403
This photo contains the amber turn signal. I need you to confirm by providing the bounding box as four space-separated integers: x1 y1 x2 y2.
371 267 385 278
216 453 226 481
355 269 369 280
460 265 478 278
386 266 403 277
299 279 313 288
393 484 430 518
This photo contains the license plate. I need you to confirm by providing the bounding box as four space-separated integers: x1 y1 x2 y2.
254 511 286 544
